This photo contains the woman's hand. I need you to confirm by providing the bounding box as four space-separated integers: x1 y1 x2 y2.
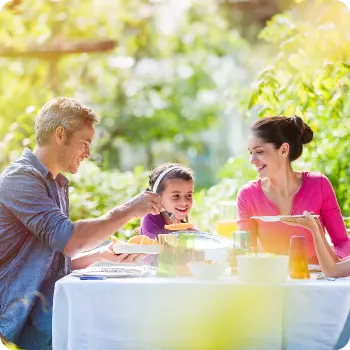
100 242 145 264
281 211 321 235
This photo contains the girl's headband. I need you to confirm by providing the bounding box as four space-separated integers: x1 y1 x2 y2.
152 166 179 193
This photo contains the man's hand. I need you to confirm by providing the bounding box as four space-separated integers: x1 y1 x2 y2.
127 191 162 218
100 242 144 264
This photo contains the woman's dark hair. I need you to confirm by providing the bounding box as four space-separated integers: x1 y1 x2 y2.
148 163 194 194
251 115 313 161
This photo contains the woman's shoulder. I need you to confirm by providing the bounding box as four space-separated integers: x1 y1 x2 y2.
302 171 336 197
240 179 260 192
304 171 330 185
237 179 261 200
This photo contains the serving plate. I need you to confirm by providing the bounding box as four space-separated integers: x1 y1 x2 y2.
113 243 160 254
251 215 320 222
71 266 150 278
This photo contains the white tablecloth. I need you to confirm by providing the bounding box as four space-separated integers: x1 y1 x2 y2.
53 272 350 350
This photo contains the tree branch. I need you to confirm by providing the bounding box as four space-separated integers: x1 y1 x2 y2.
0 39 116 59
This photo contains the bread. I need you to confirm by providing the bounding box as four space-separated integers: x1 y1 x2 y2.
128 235 156 245
164 223 193 231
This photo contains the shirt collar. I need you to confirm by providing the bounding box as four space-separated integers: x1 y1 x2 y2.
21 148 70 187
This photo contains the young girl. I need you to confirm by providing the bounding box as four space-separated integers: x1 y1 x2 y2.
141 163 195 239
283 212 350 278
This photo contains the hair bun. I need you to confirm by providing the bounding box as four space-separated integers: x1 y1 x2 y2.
290 115 313 145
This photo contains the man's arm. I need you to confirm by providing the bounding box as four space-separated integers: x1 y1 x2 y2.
0 170 161 257
64 192 162 257
71 243 141 270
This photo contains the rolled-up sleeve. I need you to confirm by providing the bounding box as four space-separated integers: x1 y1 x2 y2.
0 169 74 253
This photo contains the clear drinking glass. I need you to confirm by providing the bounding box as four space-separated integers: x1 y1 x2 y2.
176 233 195 277
215 201 238 239
156 234 177 277
230 231 251 274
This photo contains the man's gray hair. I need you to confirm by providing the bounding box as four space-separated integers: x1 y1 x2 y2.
35 97 99 146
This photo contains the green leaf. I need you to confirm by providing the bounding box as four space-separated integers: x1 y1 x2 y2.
247 92 258 109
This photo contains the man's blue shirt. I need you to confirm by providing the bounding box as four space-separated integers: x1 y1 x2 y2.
0 148 74 349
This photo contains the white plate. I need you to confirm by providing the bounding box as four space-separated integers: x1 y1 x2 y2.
71 266 149 278
251 215 320 222
112 233 229 254
113 243 160 255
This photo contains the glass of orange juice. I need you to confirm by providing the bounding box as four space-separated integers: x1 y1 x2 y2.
215 201 237 239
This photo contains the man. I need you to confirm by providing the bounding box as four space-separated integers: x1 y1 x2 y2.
0 97 162 350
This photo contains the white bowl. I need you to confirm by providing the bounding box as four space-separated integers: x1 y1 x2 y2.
236 254 289 283
187 262 228 280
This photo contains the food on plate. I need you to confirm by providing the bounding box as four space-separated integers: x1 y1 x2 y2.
127 235 143 244
111 235 161 255
204 260 216 264
111 234 158 246
164 223 193 231
190 260 217 265
128 235 157 245
111 236 119 244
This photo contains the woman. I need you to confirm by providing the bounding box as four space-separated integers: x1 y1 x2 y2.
237 115 350 263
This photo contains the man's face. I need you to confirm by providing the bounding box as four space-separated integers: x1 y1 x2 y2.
59 124 95 174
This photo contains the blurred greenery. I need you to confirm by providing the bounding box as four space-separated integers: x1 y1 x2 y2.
92 0 250 168
0 0 254 171
67 161 149 239
247 0 350 215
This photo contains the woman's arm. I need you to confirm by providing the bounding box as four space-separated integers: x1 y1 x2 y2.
314 218 341 263
320 175 350 259
312 225 350 277
283 212 350 277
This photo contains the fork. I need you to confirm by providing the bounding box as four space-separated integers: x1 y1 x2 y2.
160 210 176 224
316 272 337 281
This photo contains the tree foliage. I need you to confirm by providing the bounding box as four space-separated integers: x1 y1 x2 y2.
247 0 350 214
0 0 251 169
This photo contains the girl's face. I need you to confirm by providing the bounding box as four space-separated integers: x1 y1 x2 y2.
248 134 289 179
161 178 194 222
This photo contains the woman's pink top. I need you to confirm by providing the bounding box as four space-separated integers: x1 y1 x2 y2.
237 172 350 263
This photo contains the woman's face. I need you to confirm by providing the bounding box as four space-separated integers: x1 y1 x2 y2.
248 134 289 179
161 179 194 222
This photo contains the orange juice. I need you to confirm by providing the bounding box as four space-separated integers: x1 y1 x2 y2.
216 220 238 239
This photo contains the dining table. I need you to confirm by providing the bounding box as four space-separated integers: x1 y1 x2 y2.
52 267 350 350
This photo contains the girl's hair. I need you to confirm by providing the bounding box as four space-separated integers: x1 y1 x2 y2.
251 115 313 161
148 163 194 194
